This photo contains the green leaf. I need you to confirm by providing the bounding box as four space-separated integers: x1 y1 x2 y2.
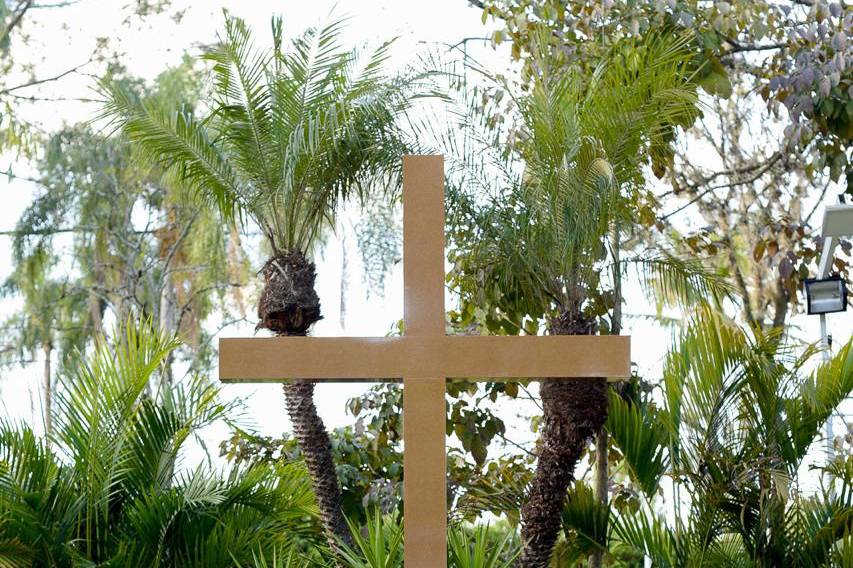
606 392 668 497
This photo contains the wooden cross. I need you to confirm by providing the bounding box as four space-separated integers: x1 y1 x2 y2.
219 155 631 568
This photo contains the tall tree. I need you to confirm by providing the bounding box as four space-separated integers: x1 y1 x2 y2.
448 33 703 566
101 14 421 550
470 0 852 330
0 0 177 153
2 59 244 396
0 243 87 433
661 90 842 331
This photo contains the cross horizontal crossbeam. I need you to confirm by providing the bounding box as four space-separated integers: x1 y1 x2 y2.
220 335 630 381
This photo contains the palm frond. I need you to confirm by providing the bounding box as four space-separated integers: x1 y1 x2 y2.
204 13 277 195
336 510 404 568
629 253 733 311
560 481 610 556
447 523 518 568
611 506 683 568
784 338 853 465
606 391 668 498
98 78 241 220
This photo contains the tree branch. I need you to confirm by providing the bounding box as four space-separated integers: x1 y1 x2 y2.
725 40 787 54
661 153 782 220
32 1 81 7
4 92 98 103
0 226 157 237
0 58 92 95
0 0 34 46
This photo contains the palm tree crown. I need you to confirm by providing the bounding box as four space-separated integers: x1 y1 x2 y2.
459 33 701 325
102 14 414 257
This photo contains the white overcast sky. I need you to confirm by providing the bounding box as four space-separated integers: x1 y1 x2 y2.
0 0 850 473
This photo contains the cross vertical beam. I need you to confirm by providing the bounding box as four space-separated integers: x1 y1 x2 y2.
402 155 447 567
403 155 446 336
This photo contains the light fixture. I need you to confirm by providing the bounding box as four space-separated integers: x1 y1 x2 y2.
821 203 853 237
808 198 853 462
804 275 848 315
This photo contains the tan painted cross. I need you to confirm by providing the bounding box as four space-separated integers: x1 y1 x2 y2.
219 155 631 568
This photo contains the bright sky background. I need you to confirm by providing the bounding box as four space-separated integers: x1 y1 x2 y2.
0 0 850 477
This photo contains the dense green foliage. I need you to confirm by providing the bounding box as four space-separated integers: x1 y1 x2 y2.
0 322 324 567
477 0 852 191
6 311 840 566
599 307 853 565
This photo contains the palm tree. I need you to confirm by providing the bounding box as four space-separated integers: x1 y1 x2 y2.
448 33 702 566
601 306 853 566
0 244 88 436
100 14 419 549
0 321 324 567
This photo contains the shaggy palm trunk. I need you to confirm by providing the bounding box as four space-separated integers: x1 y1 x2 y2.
517 313 608 568
257 250 353 552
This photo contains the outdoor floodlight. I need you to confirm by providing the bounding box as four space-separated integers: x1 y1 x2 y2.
821 203 853 237
804 276 848 315
809 199 852 461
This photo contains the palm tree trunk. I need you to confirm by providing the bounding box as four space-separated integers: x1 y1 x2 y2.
43 342 52 436
257 250 352 552
517 314 608 568
282 381 353 552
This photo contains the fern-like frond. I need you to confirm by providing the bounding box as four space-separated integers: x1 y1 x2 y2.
629 253 733 311
606 391 669 498
99 78 241 220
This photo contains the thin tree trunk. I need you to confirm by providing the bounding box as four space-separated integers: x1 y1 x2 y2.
43 342 52 436
88 290 104 336
283 380 353 553
88 248 105 337
518 315 608 568
770 277 789 330
159 280 177 388
590 229 622 568
589 427 608 568
724 234 757 328
28 382 36 426
227 224 247 316
339 233 349 330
